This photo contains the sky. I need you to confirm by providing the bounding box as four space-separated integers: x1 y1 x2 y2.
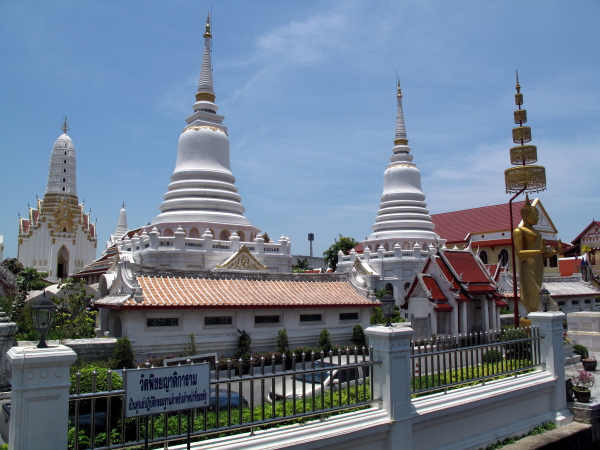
0 0 598 261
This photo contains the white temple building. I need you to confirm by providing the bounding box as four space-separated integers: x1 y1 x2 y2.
109 15 292 274
17 120 97 281
337 80 445 303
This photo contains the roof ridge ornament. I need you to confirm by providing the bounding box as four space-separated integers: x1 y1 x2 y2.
61 116 69 134
196 11 216 104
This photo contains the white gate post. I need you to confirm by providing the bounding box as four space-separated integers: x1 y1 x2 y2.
528 311 573 426
365 325 414 448
7 345 77 450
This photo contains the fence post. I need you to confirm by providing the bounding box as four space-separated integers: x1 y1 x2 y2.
528 311 573 426
7 345 77 450
365 325 414 448
0 313 18 390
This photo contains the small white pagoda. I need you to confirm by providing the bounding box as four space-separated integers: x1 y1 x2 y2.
337 80 444 303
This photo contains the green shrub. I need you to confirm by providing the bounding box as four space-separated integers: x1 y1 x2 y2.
235 329 252 361
183 334 197 356
370 306 406 325
482 350 503 363
573 344 589 359
277 328 290 354
110 336 135 369
317 327 332 353
351 324 367 349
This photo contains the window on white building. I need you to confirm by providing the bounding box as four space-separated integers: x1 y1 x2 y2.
339 313 359 321
147 318 178 327
255 315 280 324
300 314 322 322
205 316 232 325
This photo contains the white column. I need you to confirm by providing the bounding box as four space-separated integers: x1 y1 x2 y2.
8 345 77 450
528 312 573 426
451 302 459 335
460 301 468 335
482 298 490 332
364 325 414 448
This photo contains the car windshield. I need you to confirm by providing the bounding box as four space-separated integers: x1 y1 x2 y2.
294 361 332 383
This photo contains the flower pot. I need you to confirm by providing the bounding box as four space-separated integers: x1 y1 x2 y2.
582 359 597 371
573 388 592 403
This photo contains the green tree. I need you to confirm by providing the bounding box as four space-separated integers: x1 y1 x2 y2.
292 258 312 273
50 278 96 341
375 288 391 300
323 235 359 272
317 327 332 353
277 328 290 354
183 334 197 356
235 329 252 361
1 258 24 276
110 336 136 369
351 324 367 349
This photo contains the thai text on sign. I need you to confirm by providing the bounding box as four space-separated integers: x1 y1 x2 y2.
124 363 210 417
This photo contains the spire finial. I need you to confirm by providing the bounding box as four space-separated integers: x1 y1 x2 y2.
515 70 521 93
203 11 212 38
122 201 125 209
393 76 408 146
196 11 216 104
61 116 69 134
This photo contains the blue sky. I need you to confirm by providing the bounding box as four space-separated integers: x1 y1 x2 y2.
1 0 598 260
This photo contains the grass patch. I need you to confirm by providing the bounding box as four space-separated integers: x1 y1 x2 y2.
480 421 556 449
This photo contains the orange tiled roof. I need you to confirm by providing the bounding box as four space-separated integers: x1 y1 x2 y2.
115 276 375 308
421 275 446 301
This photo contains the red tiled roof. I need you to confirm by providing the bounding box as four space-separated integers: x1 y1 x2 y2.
112 276 375 308
350 243 364 253
443 251 493 284
572 221 600 244
495 300 509 307
465 284 496 293
436 257 457 288
432 201 526 244
422 275 447 301
434 303 453 312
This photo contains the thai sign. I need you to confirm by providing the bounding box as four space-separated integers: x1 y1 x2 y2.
124 364 210 418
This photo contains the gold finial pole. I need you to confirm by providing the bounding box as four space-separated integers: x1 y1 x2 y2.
203 11 212 38
397 76 402 97
515 70 520 93
61 116 69 134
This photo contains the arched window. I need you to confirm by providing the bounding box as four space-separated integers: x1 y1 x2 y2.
385 283 394 296
402 242 410 250
64 168 67 173
479 250 488 264
499 249 509 266
189 228 199 239
163 228 174 237
64 151 67 155
219 230 231 241
64 160 67 164
383 243 389 251
237 231 245 241
208 229 215 238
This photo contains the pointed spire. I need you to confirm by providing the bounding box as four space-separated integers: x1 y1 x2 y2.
114 203 128 239
196 11 216 104
394 77 408 146
61 116 69 134
515 70 521 93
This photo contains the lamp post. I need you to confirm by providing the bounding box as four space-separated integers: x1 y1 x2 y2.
539 287 551 313
31 291 57 348
380 293 395 327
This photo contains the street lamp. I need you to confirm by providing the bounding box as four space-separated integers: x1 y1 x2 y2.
539 287 551 313
380 293 395 327
31 291 57 348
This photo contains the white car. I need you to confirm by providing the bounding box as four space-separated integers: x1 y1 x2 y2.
267 359 369 403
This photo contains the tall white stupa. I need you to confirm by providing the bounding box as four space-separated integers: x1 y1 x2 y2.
118 14 292 273
365 79 439 251
106 203 128 248
17 119 97 280
337 81 443 304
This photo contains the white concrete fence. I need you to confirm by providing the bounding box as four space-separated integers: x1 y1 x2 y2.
6 312 571 450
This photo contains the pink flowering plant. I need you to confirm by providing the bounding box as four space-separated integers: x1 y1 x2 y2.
572 370 596 391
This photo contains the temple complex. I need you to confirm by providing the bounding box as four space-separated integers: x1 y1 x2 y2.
17 119 97 281
336 79 444 302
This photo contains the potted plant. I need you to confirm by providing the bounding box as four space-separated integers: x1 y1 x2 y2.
583 355 598 372
572 370 596 403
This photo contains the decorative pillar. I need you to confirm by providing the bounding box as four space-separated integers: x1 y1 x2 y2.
0 312 17 389
350 248 357 262
337 250 344 265
460 301 468 335
203 229 214 252
482 298 490 331
255 234 264 254
8 345 78 450
394 243 402 259
149 226 159 249
364 325 414 448
528 312 573 426
174 225 186 249
364 246 371 262
231 232 241 252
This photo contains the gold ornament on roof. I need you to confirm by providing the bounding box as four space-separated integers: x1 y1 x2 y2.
203 12 212 38
182 125 227 135
195 91 216 103
216 245 267 270
504 72 546 194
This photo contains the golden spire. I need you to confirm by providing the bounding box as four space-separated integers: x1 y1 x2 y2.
61 116 69 134
203 11 212 38
504 72 546 194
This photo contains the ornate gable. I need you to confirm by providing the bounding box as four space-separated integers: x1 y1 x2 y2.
52 196 78 234
352 258 375 276
216 245 267 271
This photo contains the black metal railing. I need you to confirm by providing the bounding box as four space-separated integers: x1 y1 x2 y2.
410 327 543 396
69 347 377 450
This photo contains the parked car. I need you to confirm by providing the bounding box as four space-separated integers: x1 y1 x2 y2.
208 386 249 411
267 360 369 403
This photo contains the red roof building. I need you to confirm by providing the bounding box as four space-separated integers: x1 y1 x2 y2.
405 248 506 339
